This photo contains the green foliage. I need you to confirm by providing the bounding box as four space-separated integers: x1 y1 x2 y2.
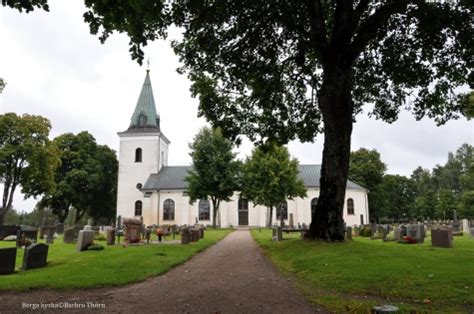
376 175 416 220
1 0 49 13
458 191 474 219
185 127 240 228
0 113 60 225
241 143 306 226
39 131 118 224
349 148 386 218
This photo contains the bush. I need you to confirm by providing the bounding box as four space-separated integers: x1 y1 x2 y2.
87 244 104 250
94 233 106 241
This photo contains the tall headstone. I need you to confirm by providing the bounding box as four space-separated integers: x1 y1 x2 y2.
106 228 116 245
462 219 469 233
431 228 453 248
63 228 76 243
345 227 352 240
289 213 294 229
0 247 17 275
394 226 402 241
76 230 95 252
22 243 49 270
181 227 190 244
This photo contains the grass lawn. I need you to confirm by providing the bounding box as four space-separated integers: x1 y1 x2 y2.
0 228 232 291
251 229 474 313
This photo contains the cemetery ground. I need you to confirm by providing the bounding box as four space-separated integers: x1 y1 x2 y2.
252 229 474 313
0 229 231 290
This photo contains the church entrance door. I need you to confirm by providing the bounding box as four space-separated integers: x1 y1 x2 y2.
238 198 249 226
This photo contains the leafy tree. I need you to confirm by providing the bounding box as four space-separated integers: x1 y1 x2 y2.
241 144 306 227
39 131 118 224
0 113 59 225
435 189 457 220
349 148 386 218
377 174 416 220
5 1 472 240
185 127 240 228
458 191 474 220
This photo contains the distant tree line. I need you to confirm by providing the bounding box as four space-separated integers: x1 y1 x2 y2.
349 144 474 221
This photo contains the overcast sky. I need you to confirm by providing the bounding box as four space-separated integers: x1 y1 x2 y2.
1 1 472 212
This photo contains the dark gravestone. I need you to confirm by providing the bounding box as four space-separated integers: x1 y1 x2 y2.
55 223 64 234
345 227 352 240
181 227 190 244
39 226 55 239
63 228 76 243
199 228 204 239
0 225 20 240
191 229 200 242
0 247 17 275
431 228 453 248
400 225 407 237
106 228 116 245
22 243 49 270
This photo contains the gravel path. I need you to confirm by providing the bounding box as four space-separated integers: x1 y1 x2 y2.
0 228 320 313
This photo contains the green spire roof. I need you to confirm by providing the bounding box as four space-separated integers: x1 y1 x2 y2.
128 70 160 131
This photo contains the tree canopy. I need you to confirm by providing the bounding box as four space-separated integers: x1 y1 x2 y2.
39 131 118 224
241 143 306 227
185 127 240 228
5 0 472 239
0 113 59 225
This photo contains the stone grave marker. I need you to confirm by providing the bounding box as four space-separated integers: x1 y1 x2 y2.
55 223 64 234
199 227 204 239
22 243 49 270
345 227 352 240
16 226 39 247
63 228 76 243
406 224 424 243
431 228 453 248
289 213 294 229
191 229 200 242
462 219 469 233
123 217 142 243
106 228 115 245
394 226 402 241
76 230 95 252
181 227 190 244
470 228 474 237
0 247 17 275
272 226 283 242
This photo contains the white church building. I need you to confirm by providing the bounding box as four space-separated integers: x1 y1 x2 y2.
116 71 370 227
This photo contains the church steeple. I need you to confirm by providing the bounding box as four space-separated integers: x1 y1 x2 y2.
127 70 160 132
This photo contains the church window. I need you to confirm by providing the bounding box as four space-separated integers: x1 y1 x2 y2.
276 202 288 221
135 200 143 216
163 199 175 220
199 199 210 220
135 148 142 162
311 197 318 217
347 198 355 215
136 183 142 189
138 113 147 126
238 198 249 211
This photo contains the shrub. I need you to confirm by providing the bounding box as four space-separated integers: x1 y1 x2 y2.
94 233 106 241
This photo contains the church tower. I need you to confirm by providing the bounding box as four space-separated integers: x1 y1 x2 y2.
116 70 170 224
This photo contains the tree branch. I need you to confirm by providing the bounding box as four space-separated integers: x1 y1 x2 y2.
349 0 411 61
304 0 329 63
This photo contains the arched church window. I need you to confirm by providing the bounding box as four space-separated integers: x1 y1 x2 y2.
163 199 175 220
276 202 288 221
199 199 210 220
138 113 147 126
135 148 142 163
311 197 318 217
135 200 143 216
347 198 355 215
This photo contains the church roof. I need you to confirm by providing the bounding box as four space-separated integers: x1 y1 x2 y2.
142 164 367 191
122 70 161 134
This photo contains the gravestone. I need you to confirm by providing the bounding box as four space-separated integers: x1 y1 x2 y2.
400 225 407 237
145 228 151 244
55 223 64 234
106 228 115 245
191 229 200 242
406 224 424 243
123 217 142 243
394 227 402 241
301 223 308 230
470 228 474 237
76 230 95 252
431 228 453 248
181 227 190 244
272 226 283 242
0 247 17 275
345 227 352 240
22 243 49 270
39 226 55 240
289 213 294 229
63 228 76 243
462 219 469 233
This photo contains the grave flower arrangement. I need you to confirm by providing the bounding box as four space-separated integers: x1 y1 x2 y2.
400 236 417 244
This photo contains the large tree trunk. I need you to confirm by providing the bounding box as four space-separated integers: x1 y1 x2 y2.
0 180 16 225
307 66 354 241
267 206 273 227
